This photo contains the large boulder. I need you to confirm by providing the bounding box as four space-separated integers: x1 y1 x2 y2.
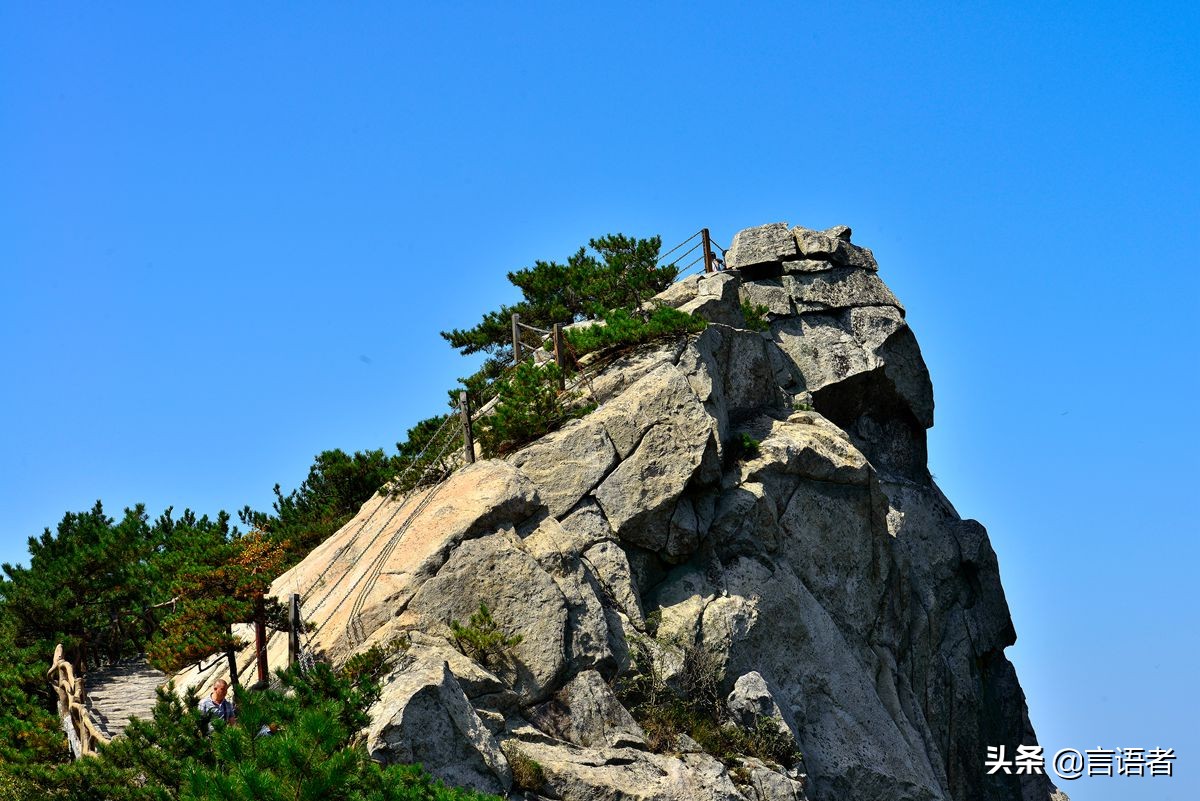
505 738 746 801
528 669 646 749
511 417 619 518
678 272 745 327
791 225 878 270
726 222 799 271
782 268 901 313
592 366 719 553
184 220 1062 801
367 655 511 795
398 529 569 703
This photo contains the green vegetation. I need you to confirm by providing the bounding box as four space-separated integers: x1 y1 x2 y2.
340 636 410 700
617 639 801 769
0 503 248 767
734 433 761 460
740 301 770 332
440 232 679 422
0 229 688 795
450 603 523 670
440 234 676 360
148 529 289 684
13 662 502 801
506 748 545 792
475 362 588 457
563 305 708 357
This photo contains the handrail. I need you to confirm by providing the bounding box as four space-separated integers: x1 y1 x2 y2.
47 643 110 759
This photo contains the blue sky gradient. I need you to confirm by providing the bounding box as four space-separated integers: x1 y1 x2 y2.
2 3 1196 797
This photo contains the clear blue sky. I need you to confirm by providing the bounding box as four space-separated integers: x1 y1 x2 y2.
2 2 1196 797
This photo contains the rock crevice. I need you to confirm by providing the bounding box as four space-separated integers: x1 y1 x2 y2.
179 222 1062 801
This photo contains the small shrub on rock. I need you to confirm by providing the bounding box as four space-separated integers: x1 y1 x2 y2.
508 749 546 791
341 635 409 701
564 306 708 357
616 637 804 769
729 433 761 462
450 603 523 669
477 361 586 457
740 301 770 332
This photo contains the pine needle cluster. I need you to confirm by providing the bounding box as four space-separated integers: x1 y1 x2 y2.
449 603 523 670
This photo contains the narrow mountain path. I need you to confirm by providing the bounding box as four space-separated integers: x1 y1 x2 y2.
83 660 166 740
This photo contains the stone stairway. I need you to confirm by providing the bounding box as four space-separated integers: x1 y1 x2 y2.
83 660 166 740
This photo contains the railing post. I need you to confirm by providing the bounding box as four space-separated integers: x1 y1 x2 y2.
511 312 522 362
553 323 566 389
459 391 476 464
702 228 715 273
254 594 268 684
288 594 300 667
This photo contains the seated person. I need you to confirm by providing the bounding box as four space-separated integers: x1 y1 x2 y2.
198 679 236 726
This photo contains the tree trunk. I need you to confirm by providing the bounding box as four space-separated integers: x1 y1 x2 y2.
254 594 268 684
225 624 239 687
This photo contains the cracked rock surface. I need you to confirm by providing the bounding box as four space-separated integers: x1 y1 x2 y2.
177 222 1063 801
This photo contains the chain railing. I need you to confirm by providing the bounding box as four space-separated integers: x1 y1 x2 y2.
279 227 728 674
44 227 731 764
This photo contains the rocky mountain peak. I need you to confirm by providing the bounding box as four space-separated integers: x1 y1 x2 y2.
176 222 1064 801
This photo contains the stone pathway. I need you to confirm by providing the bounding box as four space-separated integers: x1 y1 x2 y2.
83 660 166 740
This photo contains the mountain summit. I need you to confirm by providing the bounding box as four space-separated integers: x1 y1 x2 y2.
177 222 1064 801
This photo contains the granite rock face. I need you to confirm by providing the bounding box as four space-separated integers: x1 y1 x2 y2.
178 222 1061 801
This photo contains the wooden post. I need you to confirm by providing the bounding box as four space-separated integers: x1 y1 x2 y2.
702 228 715 273
254 595 268 684
511 312 522 362
459 391 475 464
288 593 300 667
553 323 566 389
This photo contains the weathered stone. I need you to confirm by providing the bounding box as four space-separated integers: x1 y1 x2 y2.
511 417 619 518
740 412 873 486
678 272 744 327
583 540 645 627
399 530 568 703
792 226 878 270
510 739 745 801
782 268 901 313
586 339 688 406
780 259 837 274
594 420 714 552
179 221 1062 801
655 273 702 309
770 306 934 438
523 514 599 566
528 670 646 749
726 672 797 740
714 557 948 801
678 325 787 442
726 222 799 271
738 758 809 801
739 279 793 316
708 481 780 560
590 364 709 459
592 366 717 551
560 497 615 543
666 497 702 562
368 658 511 794
649 565 717 645
404 631 512 702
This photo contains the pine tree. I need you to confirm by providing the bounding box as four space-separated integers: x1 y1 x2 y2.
21 663 503 801
440 233 675 358
147 531 287 685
